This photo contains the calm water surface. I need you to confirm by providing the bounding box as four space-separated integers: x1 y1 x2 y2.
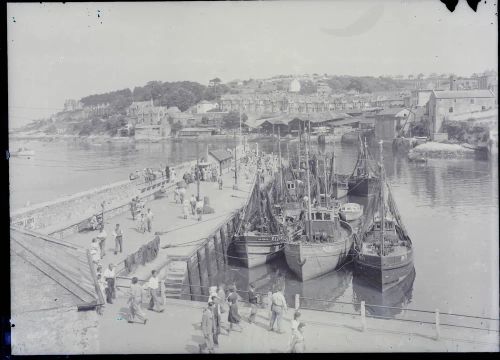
9 137 499 321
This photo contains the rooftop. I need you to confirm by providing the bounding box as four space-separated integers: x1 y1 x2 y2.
209 149 233 162
376 107 409 117
432 90 495 99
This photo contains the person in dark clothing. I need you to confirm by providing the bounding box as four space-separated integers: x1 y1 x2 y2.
227 286 242 332
248 283 259 324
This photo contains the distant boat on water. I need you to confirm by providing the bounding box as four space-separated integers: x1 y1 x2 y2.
10 147 35 158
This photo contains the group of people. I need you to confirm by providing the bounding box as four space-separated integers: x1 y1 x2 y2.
127 270 165 324
200 282 306 353
89 223 124 269
130 197 155 234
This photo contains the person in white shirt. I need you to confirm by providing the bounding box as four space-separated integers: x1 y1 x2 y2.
195 197 204 221
147 270 164 312
103 264 116 303
112 223 123 255
269 286 288 333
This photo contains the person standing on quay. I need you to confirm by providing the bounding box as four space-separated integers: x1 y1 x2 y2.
227 286 242 332
103 263 116 303
147 270 164 313
201 302 215 353
130 198 137 220
113 223 123 255
190 194 197 216
195 197 204 222
96 226 107 258
128 277 147 325
209 292 221 347
248 283 259 324
182 198 190 219
269 286 287 333
146 208 154 233
218 175 223 190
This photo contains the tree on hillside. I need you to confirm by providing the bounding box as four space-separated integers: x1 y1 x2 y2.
222 111 247 129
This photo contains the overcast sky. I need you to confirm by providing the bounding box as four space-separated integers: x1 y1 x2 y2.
8 0 498 127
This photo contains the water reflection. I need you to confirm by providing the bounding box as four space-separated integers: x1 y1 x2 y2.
352 267 416 318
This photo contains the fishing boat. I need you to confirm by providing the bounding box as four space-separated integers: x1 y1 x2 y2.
10 147 35 157
339 203 363 222
233 129 286 268
284 205 354 281
283 129 354 281
354 141 414 292
347 136 379 197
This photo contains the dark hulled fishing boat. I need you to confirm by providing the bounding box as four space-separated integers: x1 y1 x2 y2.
354 142 414 292
347 136 379 197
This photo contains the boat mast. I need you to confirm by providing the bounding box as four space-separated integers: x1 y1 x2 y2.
305 120 312 234
298 120 302 171
379 140 385 257
323 154 328 207
278 126 283 198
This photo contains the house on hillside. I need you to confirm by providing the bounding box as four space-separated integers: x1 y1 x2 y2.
196 100 219 114
427 89 496 139
374 107 410 141
10 227 103 354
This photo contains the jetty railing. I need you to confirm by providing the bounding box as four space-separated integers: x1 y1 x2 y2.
113 278 499 336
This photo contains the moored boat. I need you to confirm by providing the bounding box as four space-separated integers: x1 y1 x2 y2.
339 202 363 222
233 232 285 268
284 206 354 281
10 147 35 157
354 142 414 292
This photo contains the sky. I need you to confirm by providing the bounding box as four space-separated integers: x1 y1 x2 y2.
7 0 498 128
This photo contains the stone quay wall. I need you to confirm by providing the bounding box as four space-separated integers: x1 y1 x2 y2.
9 159 201 239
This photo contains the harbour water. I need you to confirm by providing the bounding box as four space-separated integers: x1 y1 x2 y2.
9 137 499 321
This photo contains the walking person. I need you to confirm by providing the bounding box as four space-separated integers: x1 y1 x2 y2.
190 194 197 216
269 286 288 333
103 263 116 303
248 283 259 324
146 208 154 233
263 291 273 321
290 323 306 353
113 223 123 255
128 277 147 325
179 187 186 204
147 270 164 313
96 226 107 258
201 302 215 353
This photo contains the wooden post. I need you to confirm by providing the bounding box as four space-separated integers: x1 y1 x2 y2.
219 228 227 264
204 241 213 286
435 309 441 340
295 294 300 310
360 301 367 331
197 248 209 299
213 234 221 271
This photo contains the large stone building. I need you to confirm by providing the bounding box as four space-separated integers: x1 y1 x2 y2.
427 89 496 138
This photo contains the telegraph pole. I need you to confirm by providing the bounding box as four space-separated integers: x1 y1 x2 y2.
233 145 238 190
196 136 200 200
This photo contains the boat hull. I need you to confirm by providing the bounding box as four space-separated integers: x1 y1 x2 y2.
354 250 414 292
348 177 378 197
233 234 285 268
339 210 363 222
284 224 354 281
